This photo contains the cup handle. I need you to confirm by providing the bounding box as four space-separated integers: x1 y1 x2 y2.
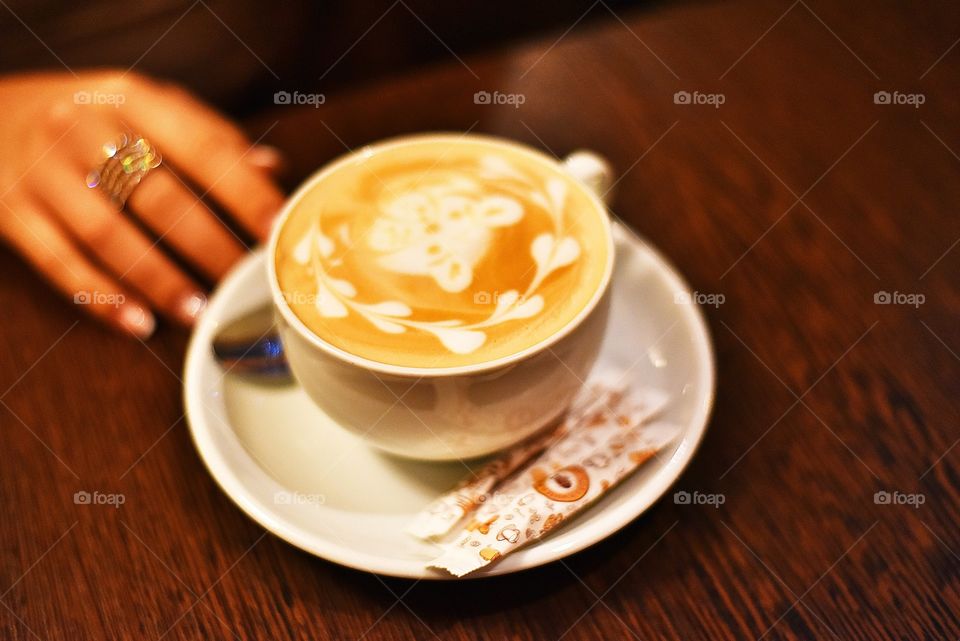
562 150 614 205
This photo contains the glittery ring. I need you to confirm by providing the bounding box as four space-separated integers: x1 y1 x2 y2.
85 133 162 207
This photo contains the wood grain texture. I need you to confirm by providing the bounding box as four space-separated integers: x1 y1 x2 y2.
2 0 959 639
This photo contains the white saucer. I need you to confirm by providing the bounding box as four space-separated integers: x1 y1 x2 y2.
183 223 715 579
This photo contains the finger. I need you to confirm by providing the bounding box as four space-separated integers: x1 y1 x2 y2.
63 116 245 280
246 145 285 174
1 199 155 337
126 167 247 280
126 83 285 239
36 166 207 326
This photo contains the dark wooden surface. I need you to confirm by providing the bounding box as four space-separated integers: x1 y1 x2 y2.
3 0 960 639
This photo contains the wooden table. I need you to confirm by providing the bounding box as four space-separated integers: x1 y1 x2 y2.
3 0 959 638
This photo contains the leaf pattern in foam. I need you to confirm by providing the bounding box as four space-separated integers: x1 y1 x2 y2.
479 154 526 181
363 301 412 317
328 278 356 298
366 316 406 334
317 232 335 258
498 295 544 322
292 232 312 265
532 233 555 271
427 327 487 354
550 237 581 270
546 177 567 212
491 290 520 318
485 290 544 323
315 281 348 317
530 192 550 212
430 320 465 327
531 232 581 289
294 229 335 265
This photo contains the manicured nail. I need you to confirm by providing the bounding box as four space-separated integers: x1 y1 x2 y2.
177 291 207 325
247 145 285 172
120 304 155 339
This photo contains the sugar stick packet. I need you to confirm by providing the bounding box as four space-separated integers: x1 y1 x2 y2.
408 375 677 577
406 373 647 539
429 416 679 577
467 385 671 530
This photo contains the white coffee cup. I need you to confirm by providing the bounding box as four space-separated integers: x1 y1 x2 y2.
267 134 615 461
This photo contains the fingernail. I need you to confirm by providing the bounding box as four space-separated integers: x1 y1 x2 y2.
119 304 155 339
177 291 207 325
247 145 285 172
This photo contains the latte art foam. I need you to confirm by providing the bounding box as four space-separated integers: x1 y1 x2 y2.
274 137 610 368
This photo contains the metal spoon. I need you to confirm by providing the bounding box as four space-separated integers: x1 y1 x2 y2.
211 305 290 379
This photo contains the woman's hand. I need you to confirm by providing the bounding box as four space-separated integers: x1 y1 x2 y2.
0 70 286 337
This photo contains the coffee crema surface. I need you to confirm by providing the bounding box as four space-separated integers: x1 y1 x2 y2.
274 137 609 368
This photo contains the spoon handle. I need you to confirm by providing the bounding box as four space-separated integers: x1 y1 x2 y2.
211 305 290 378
